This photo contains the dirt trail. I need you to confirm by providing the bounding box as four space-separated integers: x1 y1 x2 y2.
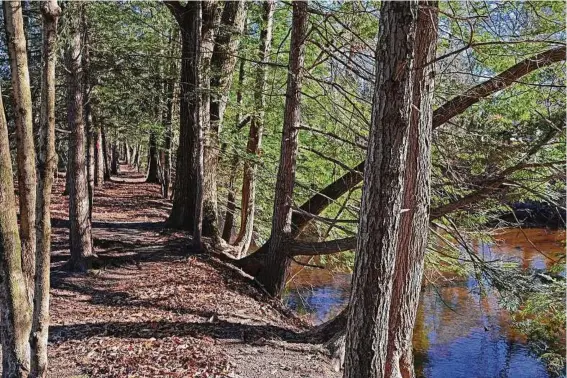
44 165 338 377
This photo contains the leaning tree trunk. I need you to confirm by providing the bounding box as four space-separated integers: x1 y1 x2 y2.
203 1 247 242
65 2 94 272
343 2 418 377
146 131 161 184
3 0 37 301
234 0 275 256
385 3 438 378
0 82 33 378
31 1 61 375
256 1 308 297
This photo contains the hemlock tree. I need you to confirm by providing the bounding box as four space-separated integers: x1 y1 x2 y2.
65 2 95 271
234 0 275 256
31 0 61 375
3 0 37 301
0 83 33 378
256 0 309 296
343 1 418 376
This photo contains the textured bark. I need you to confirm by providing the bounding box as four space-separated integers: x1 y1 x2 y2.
30 2 60 376
343 2 418 377
385 3 438 378
166 2 205 231
146 131 161 184
165 1 204 242
111 141 119 175
101 125 111 181
256 1 308 297
234 0 275 255
203 1 247 241
65 3 94 272
0 82 32 378
3 0 37 301
163 79 174 198
94 123 104 187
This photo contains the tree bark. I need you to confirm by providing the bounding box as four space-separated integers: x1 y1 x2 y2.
146 131 161 184
30 1 60 375
101 125 111 181
3 0 37 302
256 1 308 297
94 123 104 187
166 2 204 231
0 82 32 378
65 2 94 272
163 79 174 198
234 0 275 255
203 1 247 241
343 2 418 377
111 141 119 175
385 3 438 378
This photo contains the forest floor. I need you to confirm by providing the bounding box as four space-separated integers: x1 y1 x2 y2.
45 164 339 378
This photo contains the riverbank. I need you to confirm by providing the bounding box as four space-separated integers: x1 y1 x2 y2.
42 166 339 377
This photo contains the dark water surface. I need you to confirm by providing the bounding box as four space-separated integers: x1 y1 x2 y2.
283 228 566 378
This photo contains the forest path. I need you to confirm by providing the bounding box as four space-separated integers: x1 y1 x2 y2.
47 164 338 377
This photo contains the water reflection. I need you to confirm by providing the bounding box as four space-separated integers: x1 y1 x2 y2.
284 228 565 378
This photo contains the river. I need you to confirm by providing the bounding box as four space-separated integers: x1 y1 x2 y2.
283 228 565 378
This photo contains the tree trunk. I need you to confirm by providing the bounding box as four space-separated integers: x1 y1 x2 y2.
343 2 418 377
203 1 247 242
146 131 161 184
163 80 174 198
30 2 61 375
125 142 131 165
256 1 308 297
101 125 111 181
111 141 119 175
3 0 37 301
94 123 104 186
0 82 32 378
166 5 202 231
221 56 246 245
65 2 94 272
385 4 438 377
234 0 275 255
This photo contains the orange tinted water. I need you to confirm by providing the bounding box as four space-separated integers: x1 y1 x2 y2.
284 228 566 378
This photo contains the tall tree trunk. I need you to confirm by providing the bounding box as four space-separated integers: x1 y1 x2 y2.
191 2 204 249
3 0 37 301
385 3 438 378
83 10 94 221
0 83 32 378
203 1 247 241
146 131 161 184
111 141 119 175
65 2 94 272
101 125 111 181
234 0 274 255
221 56 246 245
31 1 61 375
343 2 418 377
163 79 174 198
125 142 131 165
166 4 204 231
256 1 308 297
94 123 104 186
